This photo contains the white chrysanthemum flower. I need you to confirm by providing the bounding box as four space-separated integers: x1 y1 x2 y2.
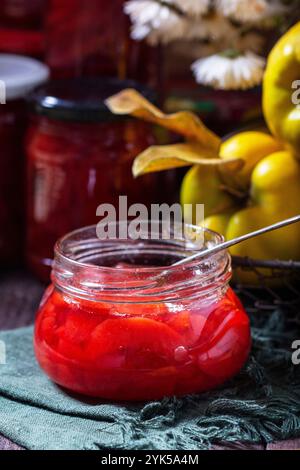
192 52 266 90
124 0 187 44
140 16 189 45
124 0 173 32
217 0 262 22
173 0 211 16
216 0 269 23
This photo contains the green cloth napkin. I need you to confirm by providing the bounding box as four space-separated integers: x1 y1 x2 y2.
0 310 300 450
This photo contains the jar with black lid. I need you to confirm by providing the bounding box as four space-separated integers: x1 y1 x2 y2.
26 77 175 281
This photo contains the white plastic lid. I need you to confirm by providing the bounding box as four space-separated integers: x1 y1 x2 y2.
0 54 49 101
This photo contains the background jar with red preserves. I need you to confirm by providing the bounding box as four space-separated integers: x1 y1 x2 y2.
26 78 176 281
0 1 46 57
0 54 49 265
45 0 157 84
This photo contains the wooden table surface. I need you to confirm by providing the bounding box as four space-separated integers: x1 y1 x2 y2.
0 269 299 451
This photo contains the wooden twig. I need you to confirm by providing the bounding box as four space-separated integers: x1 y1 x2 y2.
232 256 300 270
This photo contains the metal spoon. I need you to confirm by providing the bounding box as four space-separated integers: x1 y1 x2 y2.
172 215 300 267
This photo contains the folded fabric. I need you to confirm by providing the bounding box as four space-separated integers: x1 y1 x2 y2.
0 310 300 450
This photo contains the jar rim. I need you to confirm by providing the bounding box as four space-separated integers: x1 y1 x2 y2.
55 222 226 270
53 223 232 303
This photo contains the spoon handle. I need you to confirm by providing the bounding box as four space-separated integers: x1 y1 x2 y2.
173 214 300 267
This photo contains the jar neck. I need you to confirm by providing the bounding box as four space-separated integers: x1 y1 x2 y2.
52 225 232 304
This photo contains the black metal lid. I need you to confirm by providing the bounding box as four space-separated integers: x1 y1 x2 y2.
28 77 156 123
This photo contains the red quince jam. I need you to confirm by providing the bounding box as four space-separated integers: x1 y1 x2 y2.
25 117 165 281
34 286 251 401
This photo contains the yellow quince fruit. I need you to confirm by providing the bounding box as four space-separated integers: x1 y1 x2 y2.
263 21 300 157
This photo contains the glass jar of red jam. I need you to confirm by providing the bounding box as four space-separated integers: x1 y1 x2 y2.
26 78 175 281
0 1 46 57
0 54 49 265
34 223 251 402
45 0 157 83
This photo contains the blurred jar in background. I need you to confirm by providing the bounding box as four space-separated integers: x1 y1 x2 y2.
45 0 158 85
0 54 49 266
0 0 46 57
26 78 175 281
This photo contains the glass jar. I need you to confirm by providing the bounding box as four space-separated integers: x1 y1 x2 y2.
0 54 49 265
26 78 175 281
0 1 46 57
34 223 251 402
45 0 157 83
